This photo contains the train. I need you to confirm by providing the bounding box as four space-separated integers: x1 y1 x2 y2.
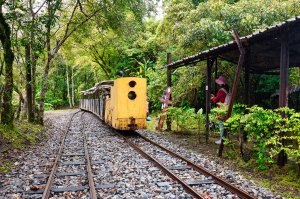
80 77 147 130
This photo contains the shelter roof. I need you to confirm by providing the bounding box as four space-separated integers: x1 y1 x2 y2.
165 16 300 73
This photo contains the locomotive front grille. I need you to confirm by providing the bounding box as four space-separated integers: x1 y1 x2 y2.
117 118 146 130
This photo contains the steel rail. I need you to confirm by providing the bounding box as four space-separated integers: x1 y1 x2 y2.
123 136 204 199
87 113 254 198
137 134 255 199
81 112 97 199
42 110 81 199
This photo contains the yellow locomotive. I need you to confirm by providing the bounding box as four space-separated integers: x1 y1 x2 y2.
80 77 147 130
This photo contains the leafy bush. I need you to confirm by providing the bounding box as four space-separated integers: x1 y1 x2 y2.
44 103 54 111
240 106 281 169
223 105 300 171
267 108 300 167
167 107 204 132
209 106 227 123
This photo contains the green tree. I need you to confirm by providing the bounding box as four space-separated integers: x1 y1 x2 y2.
0 0 14 126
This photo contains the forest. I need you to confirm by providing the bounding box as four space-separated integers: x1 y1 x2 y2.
0 0 300 124
0 0 300 196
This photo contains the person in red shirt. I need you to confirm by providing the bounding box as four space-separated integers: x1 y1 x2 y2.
210 76 229 144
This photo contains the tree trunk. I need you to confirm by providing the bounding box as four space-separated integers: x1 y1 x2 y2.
38 0 99 124
13 84 24 121
31 54 37 121
38 57 52 125
0 5 14 126
0 85 4 112
71 66 75 107
66 65 72 108
25 44 34 122
38 0 51 125
15 97 22 120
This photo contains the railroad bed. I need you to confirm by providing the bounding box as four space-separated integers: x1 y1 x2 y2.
0 110 280 199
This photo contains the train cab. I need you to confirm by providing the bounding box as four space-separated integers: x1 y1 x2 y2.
80 77 147 130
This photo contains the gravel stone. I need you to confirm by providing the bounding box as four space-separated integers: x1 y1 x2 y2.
0 110 281 198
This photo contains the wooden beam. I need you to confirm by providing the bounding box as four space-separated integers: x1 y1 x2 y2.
244 49 250 106
205 58 214 144
219 31 245 157
214 57 218 95
225 31 245 120
279 32 289 108
277 30 290 167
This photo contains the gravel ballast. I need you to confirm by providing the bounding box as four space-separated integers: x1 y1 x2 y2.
0 110 281 198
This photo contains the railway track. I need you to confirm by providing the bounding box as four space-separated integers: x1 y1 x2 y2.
121 133 256 199
36 111 97 199
25 111 259 198
84 112 256 198
86 113 193 198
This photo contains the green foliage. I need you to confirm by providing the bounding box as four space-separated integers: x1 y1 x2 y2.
0 122 42 150
224 104 247 130
147 69 167 110
236 106 281 169
163 0 300 56
0 125 24 150
0 121 43 173
44 103 55 111
0 161 13 173
268 108 300 166
167 106 204 131
224 105 300 171
290 68 300 87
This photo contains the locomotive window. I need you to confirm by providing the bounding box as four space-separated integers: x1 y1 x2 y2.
128 91 137 100
129 81 136 87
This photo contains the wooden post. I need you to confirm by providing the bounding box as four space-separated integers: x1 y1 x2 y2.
218 31 245 157
279 33 289 108
205 58 213 144
214 57 218 95
244 49 250 106
224 31 245 120
278 30 289 167
166 53 172 131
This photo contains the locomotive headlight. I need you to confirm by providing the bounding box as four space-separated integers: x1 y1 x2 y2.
129 81 136 87
128 91 137 100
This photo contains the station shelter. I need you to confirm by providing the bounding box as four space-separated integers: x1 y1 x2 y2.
161 16 300 158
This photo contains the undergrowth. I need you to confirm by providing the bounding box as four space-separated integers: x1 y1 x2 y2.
0 121 44 173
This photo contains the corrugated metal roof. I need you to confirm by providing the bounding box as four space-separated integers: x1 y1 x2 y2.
162 16 300 72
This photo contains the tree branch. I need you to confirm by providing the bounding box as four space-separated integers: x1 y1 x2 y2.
78 0 88 17
13 84 24 103
52 7 102 55
34 0 47 16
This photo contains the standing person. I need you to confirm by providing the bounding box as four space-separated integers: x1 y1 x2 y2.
210 76 230 144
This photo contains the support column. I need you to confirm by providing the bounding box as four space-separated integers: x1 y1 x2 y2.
244 49 250 106
278 30 289 167
166 52 172 131
214 57 218 95
279 32 289 108
205 58 213 144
